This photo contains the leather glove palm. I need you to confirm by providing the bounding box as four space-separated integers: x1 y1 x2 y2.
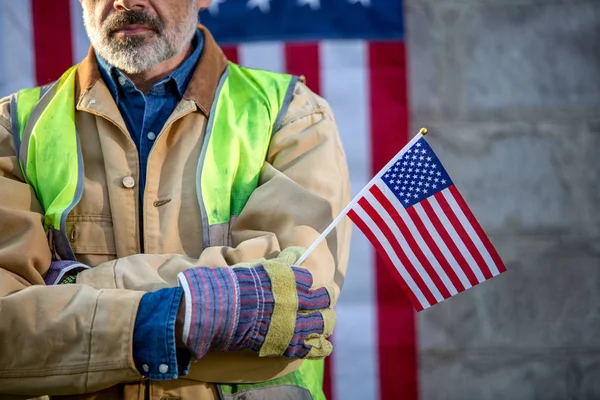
177 247 335 360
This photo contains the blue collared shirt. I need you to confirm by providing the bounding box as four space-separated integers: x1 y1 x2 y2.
96 29 204 193
96 30 203 381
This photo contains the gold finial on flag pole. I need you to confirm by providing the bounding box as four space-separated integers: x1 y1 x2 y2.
419 127 428 136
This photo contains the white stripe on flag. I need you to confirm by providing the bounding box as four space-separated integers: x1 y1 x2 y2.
321 39 379 400
238 42 285 73
364 189 444 302
412 203 472 290
0 1 35 97
442 190 501 276
428 192 486 283
70 0 91 64
353 203 431 309
377 182 458 296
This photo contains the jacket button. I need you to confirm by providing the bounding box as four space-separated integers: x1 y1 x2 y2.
122 176 135 188
158 364 169 374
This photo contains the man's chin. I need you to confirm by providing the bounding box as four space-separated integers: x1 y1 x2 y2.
104 47 166 74
105 42 158 61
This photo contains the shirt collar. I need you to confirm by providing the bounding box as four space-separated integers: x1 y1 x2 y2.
96 29 204 102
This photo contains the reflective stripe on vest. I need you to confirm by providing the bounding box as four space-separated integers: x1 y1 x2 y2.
11 62 325 399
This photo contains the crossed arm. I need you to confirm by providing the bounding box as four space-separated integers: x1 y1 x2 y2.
0 85 352 396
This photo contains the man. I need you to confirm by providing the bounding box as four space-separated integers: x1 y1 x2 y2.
0 0 351 398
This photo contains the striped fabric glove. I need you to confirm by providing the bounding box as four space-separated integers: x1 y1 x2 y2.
44 260 90 285
177 247 335 361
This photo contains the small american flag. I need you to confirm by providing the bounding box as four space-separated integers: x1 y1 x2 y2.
346 131 507 311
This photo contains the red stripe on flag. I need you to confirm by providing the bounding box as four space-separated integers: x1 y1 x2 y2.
221 45 239 64
448 186 506 273
421 199 479 286
371 185 452 300
358 196 436 307
434 191 493 280
368 41 417 400
406 206 466 292
31 0 74 86
348 209 424 311
284 43 321 94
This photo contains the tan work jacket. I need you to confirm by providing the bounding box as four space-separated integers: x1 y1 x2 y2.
0 26 351 400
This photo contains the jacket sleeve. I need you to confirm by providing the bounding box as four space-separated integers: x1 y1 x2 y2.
75 81 353 383
0 96 146 396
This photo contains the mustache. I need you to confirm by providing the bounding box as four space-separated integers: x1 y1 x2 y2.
103 10 163 34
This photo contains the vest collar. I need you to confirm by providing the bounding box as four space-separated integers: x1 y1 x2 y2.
75 25 228 117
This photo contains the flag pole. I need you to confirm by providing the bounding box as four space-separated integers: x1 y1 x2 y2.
296 128 429 266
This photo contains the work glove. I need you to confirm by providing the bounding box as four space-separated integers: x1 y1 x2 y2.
177 247 335 361
44 260 90 285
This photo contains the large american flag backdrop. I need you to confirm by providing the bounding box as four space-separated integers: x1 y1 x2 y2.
0 1 417 399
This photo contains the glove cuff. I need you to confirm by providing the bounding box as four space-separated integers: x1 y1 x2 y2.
177 267 241 359
45 261 90 285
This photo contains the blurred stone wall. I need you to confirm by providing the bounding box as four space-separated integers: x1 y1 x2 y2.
405 0 600 398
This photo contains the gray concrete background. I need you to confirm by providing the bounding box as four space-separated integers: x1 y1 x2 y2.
405 0 600 398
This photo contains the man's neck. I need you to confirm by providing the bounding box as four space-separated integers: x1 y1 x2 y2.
125 42 195 94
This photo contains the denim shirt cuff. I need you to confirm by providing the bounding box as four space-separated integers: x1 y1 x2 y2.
133 287 192 380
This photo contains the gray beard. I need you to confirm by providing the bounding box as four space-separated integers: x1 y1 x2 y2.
95 34 179 74
83 7 197 74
